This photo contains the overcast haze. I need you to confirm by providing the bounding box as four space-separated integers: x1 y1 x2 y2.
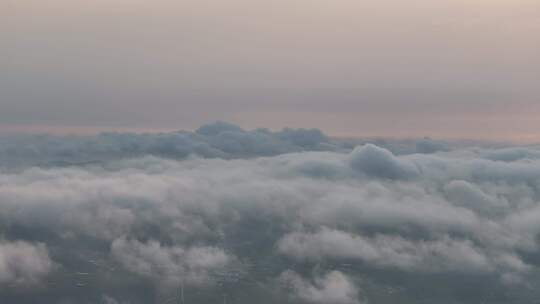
2 0 539 140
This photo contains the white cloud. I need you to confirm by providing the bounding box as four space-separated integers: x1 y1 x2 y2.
0 241 53 286
277 228 529 275
280 270 361 304
111 238 232 285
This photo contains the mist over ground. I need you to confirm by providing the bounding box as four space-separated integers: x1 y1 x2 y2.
1 122 540 303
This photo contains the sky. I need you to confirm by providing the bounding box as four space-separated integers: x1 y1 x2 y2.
1 0 539 140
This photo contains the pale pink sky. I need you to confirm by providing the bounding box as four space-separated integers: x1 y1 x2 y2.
1 0 539 141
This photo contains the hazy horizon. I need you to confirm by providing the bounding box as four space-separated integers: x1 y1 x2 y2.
2 0 539 141
0 120 535 146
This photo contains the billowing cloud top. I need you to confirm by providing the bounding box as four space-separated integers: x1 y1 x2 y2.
1 123 540 303
0 122 453 169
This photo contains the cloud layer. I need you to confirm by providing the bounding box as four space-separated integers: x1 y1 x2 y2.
2 123 540 303
0 122 455 169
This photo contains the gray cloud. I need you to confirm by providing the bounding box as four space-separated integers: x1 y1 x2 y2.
443 180 508 216
349 144 420 179
415 137 450 154
2 132 540 302
481 147 540 162
0 122 342 168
